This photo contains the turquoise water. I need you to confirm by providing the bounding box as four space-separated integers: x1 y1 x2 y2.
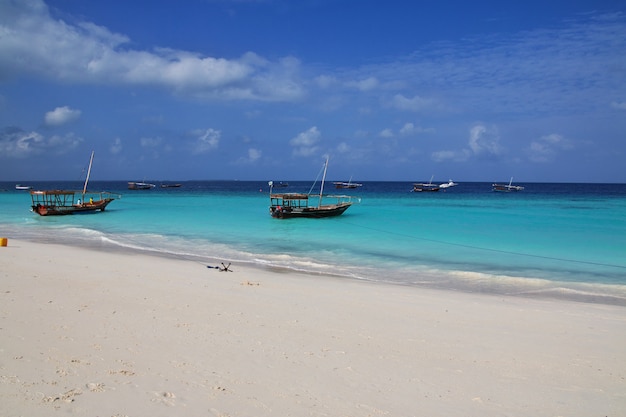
1 181 625 304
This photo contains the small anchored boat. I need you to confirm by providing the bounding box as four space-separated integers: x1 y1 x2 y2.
412 175 440 192
492 177 524 192
333 176 362 189
30 151 117 216
439 180 458 189
128 181 156 190
269 157 356 219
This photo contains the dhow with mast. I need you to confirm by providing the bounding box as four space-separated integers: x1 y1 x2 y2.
30 151 117 216
269 156 356 219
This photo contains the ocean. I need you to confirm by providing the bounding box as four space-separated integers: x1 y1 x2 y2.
1 180 625 305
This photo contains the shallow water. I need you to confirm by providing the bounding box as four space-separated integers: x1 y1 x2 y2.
2 180 625 304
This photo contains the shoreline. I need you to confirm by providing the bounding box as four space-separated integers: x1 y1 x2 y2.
5 230 626 307
1 239 625 416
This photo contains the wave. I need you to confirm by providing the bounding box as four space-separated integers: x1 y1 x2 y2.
3 221 625 306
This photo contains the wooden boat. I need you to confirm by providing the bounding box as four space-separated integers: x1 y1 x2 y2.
412 176 440 192
333 177 362 189
160 183 182 188
492 177 524 192
269 157 355 219
128 181 156 190
413 183 440 192
269 192 353 218
31 190 115 215
30 152 116 216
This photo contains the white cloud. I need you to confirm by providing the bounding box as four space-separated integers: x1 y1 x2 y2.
119 49 252 88
390 94 435 112
347 77 379 91
315 74 338 89
48 132 82 150
140 136 162 147
330 13 626 119
247 147 261 162
541 133 567 145
528 133 571 162
379 128 394 138
428 124 501 164
377 123 434 139
528 141 553 162
399 122 434 136
336 142 350 153
235 147 262 164
191 128 220 154
0 127 81 157
44 106 81 126
0 1 304 102
468 124 502 156
290 126 321 157
0 129 44 157
110 137 122 154
431 149 470 162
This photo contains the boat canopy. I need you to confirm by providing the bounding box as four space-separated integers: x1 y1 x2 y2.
30 189 114 205
30 190 77 205
270 193 310 209
271 193 309 200
30 190 76 196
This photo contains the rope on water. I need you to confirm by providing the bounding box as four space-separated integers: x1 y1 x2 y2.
340 220 626 270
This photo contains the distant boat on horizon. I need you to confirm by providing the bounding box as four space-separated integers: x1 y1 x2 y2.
492 177 524 192
128 181 156 190
333 176 362 189
15 184 32 190
412 175 440 192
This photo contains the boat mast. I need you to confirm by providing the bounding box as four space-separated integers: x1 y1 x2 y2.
319 156 329 208
82 151 94 199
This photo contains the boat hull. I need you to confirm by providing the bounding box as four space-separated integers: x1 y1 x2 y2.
269 157 356 219
128 182 156 190
492 184 524 192
270 203 351 219
32 198 114 216
29 152 116 216
492 178 524 192
413 185 440 192
333 182 362 189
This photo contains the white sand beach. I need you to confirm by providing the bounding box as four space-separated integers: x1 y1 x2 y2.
1 239 625 416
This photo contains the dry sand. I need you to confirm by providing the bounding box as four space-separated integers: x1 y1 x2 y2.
1 239 625 416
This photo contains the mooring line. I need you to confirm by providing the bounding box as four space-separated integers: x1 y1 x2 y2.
340 220 626 270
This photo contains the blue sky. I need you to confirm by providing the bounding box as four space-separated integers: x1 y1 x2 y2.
1 0 625 183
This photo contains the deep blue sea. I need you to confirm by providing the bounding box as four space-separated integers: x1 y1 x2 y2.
1 180 625 305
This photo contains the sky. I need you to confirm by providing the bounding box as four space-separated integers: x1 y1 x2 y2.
1 0 625 183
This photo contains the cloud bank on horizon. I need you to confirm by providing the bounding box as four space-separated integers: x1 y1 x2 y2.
1 0 625 182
